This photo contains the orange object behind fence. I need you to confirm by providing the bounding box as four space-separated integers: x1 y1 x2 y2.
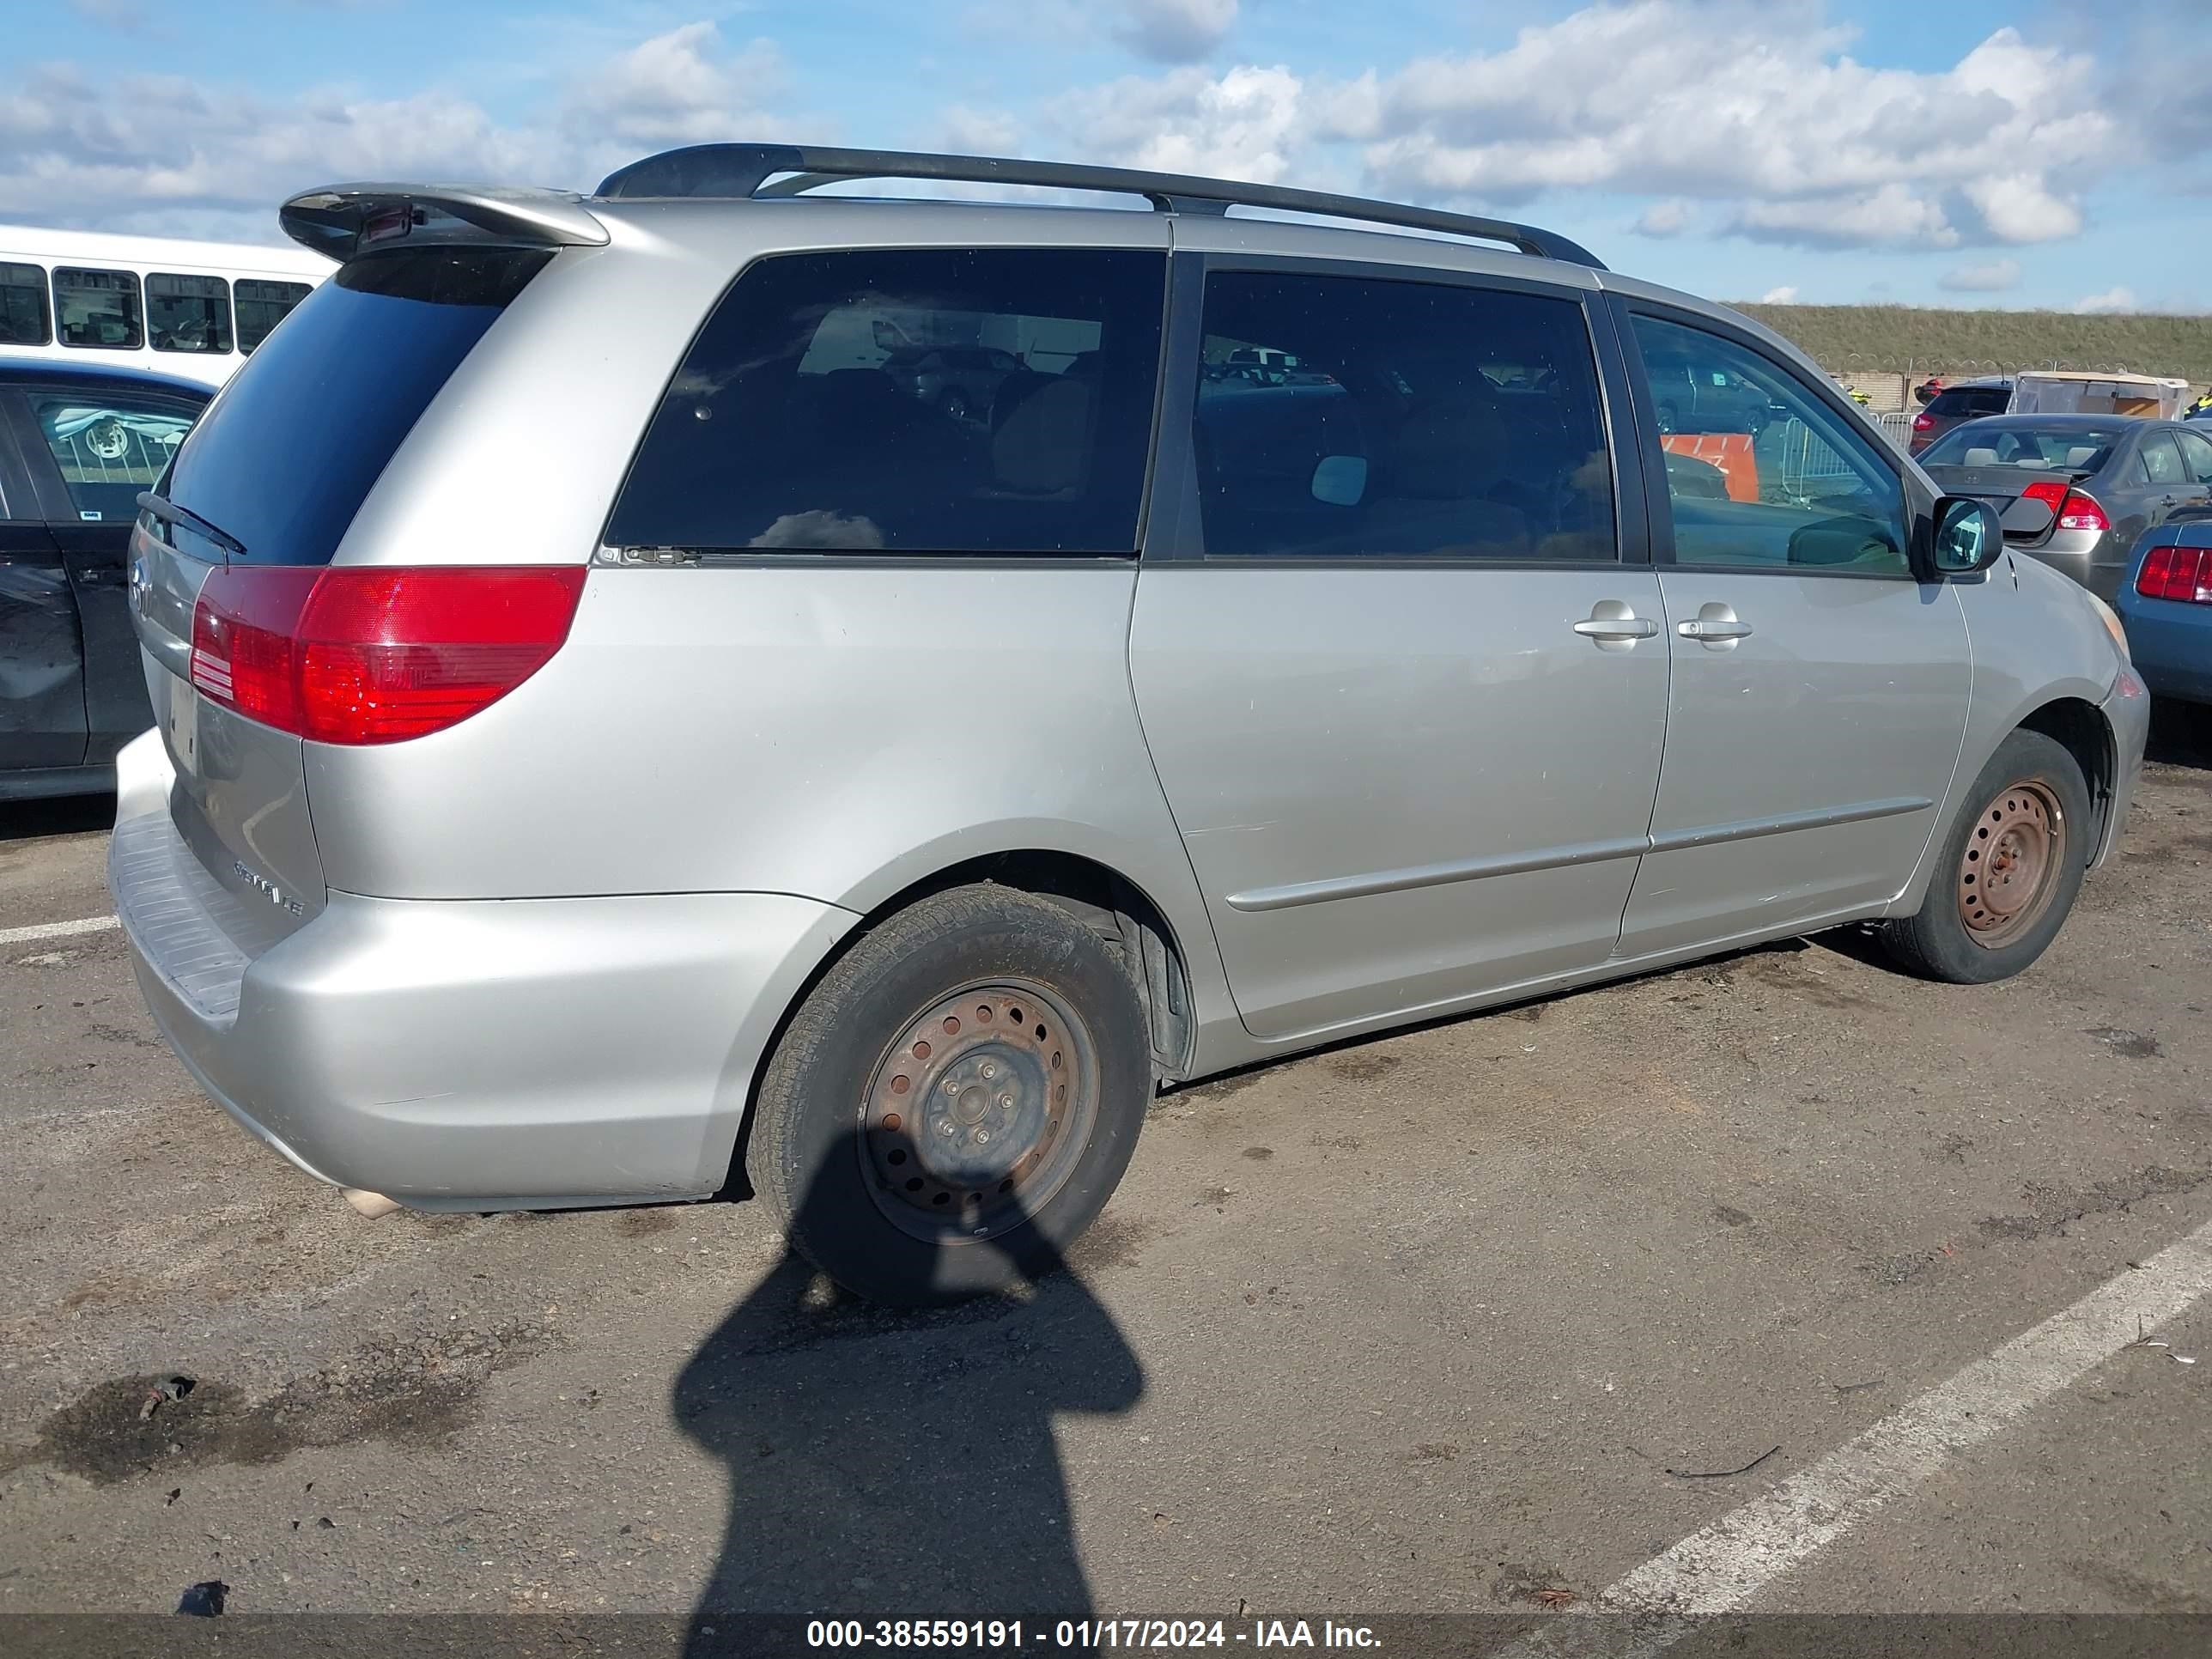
1660 433 1759 502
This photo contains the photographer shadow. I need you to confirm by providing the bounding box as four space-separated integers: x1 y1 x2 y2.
675 1129 1144 1643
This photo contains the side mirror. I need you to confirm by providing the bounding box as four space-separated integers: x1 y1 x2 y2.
1930 495 2003 577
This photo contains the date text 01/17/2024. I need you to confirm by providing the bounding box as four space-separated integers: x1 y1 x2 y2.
804 1620 1382 1650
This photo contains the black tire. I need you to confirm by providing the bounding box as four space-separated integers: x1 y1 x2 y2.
746 884 1150 1306
1879 730 2092 984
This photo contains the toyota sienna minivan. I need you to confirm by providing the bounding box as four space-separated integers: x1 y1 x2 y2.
113 144 2148 1304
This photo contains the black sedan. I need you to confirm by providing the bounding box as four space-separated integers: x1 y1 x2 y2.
1917 414 2212 602
1 360 209 799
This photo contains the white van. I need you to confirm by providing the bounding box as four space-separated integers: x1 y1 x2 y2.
0 226 331 389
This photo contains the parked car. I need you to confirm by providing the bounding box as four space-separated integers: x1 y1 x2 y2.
111 146 2146 1305
2 360 207 799
1910 377 2012 453
1641 344 1780 434
1917 415 2212 602
881 344 1022 423
2115 519 2212 704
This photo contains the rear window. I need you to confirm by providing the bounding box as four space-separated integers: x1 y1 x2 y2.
607 247 1165 556
1927 386 2009 416
1920 426 2124 470
157 247 549 566
32 388 202 523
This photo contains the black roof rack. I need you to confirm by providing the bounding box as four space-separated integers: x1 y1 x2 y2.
592 143 1605 270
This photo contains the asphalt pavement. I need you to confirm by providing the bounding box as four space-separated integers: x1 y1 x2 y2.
2 713 2209 1648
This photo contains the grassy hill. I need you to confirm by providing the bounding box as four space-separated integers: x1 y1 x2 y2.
1729 303 2212 380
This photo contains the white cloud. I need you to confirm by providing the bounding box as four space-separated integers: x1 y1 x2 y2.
1114 0 1237 64
1321 7 2111 252
938 106 1022 156
0 22 795 237
1060 64 1304 184
1759 285 1800 304
2073 286 2138 314
1735 184 1959 249
1940 258 2021 293
1634 198 1693 237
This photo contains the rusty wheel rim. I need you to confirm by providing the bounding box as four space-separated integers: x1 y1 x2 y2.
858 978 1098 1244
1957 780 2067 949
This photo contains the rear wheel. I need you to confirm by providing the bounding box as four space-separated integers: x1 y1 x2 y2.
1879 730 2092 983
746 884 1150 1306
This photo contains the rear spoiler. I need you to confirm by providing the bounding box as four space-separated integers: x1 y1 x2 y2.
279 184 611 260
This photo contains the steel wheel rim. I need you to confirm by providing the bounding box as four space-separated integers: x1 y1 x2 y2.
1957 780 2067 949
857 977 1100 1244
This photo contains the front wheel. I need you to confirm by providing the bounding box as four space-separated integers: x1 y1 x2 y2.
745 884 1151 1305
1879 730 2092 983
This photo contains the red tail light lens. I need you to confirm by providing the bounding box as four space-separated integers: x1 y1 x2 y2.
2053 489 2108 534
1912 412 1934 431
189 566 586 744
2136 545 2212 605
2020 479 2069 512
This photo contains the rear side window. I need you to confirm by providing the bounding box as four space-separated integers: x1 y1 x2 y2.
608 248 1166 556
1192 270 1615 561
0 262 51 345
234 278 313 352
2139 430 2186 485
31 388 202 523
158 247 549 566
54 266 143 349
148 273 234 355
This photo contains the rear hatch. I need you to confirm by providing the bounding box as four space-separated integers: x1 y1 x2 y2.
130 242 555 944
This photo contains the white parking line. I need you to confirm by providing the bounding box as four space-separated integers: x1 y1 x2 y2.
1510 1216 2212 1653
1 915 119 947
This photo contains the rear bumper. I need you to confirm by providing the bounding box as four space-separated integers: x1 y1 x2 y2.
2094 668 2152 868
107 730 858 1210
2119 604 2212 706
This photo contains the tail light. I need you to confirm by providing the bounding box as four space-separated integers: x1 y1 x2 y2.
2021 481 2109 535
2136 545 2212 605
190 566 586 744
1912 411 1934 431
2054 489 2109 534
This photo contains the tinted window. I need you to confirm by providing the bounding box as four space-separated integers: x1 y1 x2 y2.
1630 313 1908 577
0 261 50 345
147 272 233 354
1192 271 1614 561
54 266 143 349
2139 430 2187 485
2175 428 2212 486
234 278 313 353
158 247 548 567
1928 386 2009 416
608 248 1164 556
1921 425 2124 470
30 386 202 523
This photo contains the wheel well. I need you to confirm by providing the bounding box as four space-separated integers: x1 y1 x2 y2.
864 851 1196 1083
2017 698 2113 854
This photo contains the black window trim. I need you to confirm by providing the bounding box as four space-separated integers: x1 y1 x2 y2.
0 258 54 349
1611 295 1943 586
598 241 1176 567
51 264 146 352
145 270 236 357
1144 251 1643 571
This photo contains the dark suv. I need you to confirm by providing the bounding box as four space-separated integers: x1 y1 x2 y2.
1910 379 2012 455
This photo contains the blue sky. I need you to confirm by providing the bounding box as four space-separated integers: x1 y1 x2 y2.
6 0 2207 313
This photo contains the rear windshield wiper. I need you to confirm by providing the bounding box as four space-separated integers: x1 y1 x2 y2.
137 490 247 559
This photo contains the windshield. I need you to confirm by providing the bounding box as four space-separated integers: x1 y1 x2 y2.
1921 425 2124 471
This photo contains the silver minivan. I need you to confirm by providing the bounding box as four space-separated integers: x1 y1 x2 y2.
113 145 2149 1304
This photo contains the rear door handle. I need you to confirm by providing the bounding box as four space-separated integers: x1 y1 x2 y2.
1678 602 1753 647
